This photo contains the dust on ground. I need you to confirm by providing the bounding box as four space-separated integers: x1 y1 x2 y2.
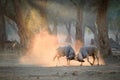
0 50 120 80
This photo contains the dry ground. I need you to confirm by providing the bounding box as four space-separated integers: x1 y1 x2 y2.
0 50 120 80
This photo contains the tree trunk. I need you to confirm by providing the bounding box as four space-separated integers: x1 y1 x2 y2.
115 32 119 43
65 23 72 44
87 25 98 47
0 2 6 50
96 0 112 56
13 0 28 48
75 8 83 52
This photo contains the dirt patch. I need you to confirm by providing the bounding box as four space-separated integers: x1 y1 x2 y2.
0 51 120 80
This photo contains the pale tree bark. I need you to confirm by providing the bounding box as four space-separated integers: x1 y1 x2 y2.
96 0 112 56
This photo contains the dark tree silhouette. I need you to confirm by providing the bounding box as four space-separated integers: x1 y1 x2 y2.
96 0 112 56
0 1 6 50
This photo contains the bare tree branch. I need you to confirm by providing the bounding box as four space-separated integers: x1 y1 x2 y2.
70 0 78 7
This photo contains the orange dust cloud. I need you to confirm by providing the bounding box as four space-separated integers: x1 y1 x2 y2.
20 31 59 67
75 40 83 53
19 31 105 67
